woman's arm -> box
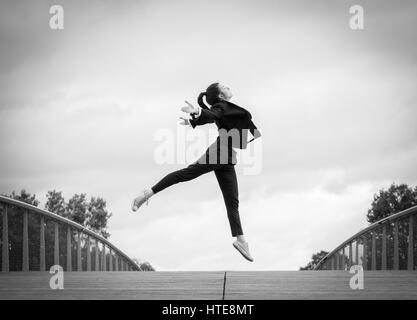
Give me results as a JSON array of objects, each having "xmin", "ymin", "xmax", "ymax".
[
  {"xmin": 189, "ymin": 92, "xmax": 209, "ymax": 123},
  {"xmin": 189, "ymin": 102, "xmax": 225, "ymax": 128}
]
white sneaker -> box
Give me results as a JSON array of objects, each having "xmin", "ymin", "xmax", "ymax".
[
  {"xmin": 233, "ymin": 240, "xmax": 254, "ymax": 262},
  {"xmin": 131, "ymin": 189, "xmax": 153, "ymax": 212}
]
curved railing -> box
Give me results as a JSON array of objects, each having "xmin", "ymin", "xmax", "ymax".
[
  {"xmin": 0, "ymin": 196, "xmax": 140, "ymax": 271},
  {"xmin": 315, "ymin": 205, "xmax": 417, "ymax": 270}
]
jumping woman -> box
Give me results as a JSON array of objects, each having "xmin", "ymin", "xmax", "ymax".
[{"xmin": 131, "ymin": 83, "xmax": 261, "ymax": 262}]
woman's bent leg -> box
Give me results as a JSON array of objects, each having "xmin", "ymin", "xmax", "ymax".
[
  {"xmin": 214, "ymin": 165, "xmax": 243, "ymax": 237},
  {"xmin": 151, "ymin": 162, "xmax": 216, "ymax": 194}
]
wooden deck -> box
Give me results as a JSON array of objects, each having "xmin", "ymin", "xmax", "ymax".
[{"xmin": 0, "ymin": 271, "xmax": 416, "ymax": 300}]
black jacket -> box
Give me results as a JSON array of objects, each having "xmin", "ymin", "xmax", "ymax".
[{"xmin": 189, "ymin": 100, "xmax": 261, "ymax": 164}]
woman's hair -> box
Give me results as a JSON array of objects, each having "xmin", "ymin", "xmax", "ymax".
[{"xmin": 199, "ymin": 82, "xmax": 222, "ymax": 107}]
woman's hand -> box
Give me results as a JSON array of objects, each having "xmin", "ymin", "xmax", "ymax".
[
  {"xmin": 181, "ymin": 100, "xmax": 199, "ymax": 114},
  {"xmin": 179, "ymin": 116, "xmax": 191, "ymax": 126}
]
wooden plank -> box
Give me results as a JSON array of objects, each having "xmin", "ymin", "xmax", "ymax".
[
  {"xmin": 331, "ymin": 255, "xmax": 335, "ymax": 270},
  {"xmin": 40, "ymin": 216, "xmax": 45, "ymax": 272},
  {"xmin": 115, "ymin": 254, "xmax": 119, "ymax": 272},
  {"xmin": 225, "ymin": 271, "xmax": 417, "ymax": 300},
  {"xmin": 342, "ymin": 248, "xmax": 346, "ymax": 270},
  {"xmin": 372, "ymin": 232, "xmax": 376, "ymax": 270},
  {"xmin": 54, "ymin": 222, "xmax": 59, "ymax": 266},
  {"xmin": 22, "ymin": 211, "xmax": 29, "ymax": 272},
  {"xmin": 67, "ymin": 227, "xmax": 72, "ymax": 272},
  {"xmin": 77, "ymin": 232, "xmax": 82, "ymax": 271},
  {"xmin": 2, "ymin": 205, "xmax": 9, "ymax": 272},
  {"xmin": 1, "ymin": 271, "xmax": 417, "ymax": 300},
  {"xmin": 394, "ymin": 221, "xmax": 399, "ymax": 270},
  {"xmin": 0, "ymin": 271, "xmax": 225, "ymax": 300},
  {"xmin": 408, "ymin": 215, "xmax": 414, "ymax": 271},
  {"xmin": 86, "ymin": 236, "xmax": 91, "ymax": 272},
  {"xmin": 382, "ymin": 225, "xmax": 387, "ymax": 270}
]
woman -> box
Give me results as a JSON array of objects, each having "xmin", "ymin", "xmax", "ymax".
[{"xmin": 131, "ymin": 83, "xmax": 261, "ymax": 262}]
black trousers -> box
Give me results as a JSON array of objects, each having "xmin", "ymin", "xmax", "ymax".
[{"xmin": 151, "ymin": 162, "xmax": 243, "ymax": 237}]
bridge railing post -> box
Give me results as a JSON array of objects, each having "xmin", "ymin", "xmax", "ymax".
[
  {"xmin": 355, "ymin": 240, "xmax": 359, "ymax": 266},
  {"xmin": 408, "ymin": 214, "xmax": 414, "ymax": 270},
  {"xmin": 393, "ymin": 221, "xmax": 399, "ymax": 270},
  {"xmin": 109, "ymin": 248, "xmax": 113, "ymax": 271},
  {"xmin": 67, "ymin": 226, "xmax": 72, "ymax": 272},
  {"xmin": 86, "ymin": 235, "xmax": 91, "ymax": 271},
  {"xmin": 348, "ymin": 242, "xmax": 352, "ymax": 268},
  {"xmin": 2, "ymin": 204, "xmax": 9, "ymax": 272},
  {"xmin": 382, "ymin": 225, "xmax": 387, "ymax": 270},
  {"xmin": 102, "ymin": 243, "xmax": 106, "ymax": 271},
  {"xmin": 54, "ymin": 222, "xmax": 59, "ymax": 267},
  {"xmin": 362, "ymin": 236, "xmax": 367, "ymax": 270},
  {"xmin": 77, "ymin": 231, "xmax": 82, "ymax": 271},
  {"xmin": 22, "ymin": 210, "xmax": 29, "ymax": 271},
  {"xmin": 371, "ymin": 231, "xmax": 376, "ymax": 270},
  {"xmin": 95, "ymin": 239, "xmax": 99, "ymax": 271}
]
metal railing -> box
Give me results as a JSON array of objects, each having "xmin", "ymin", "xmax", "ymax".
[
  {"xmin": 315, "ymin": 205, "xmax": 417, "ymax": 270},
  {"xmin": 0, "ymin": 195, "xmax": 140, "ymax": 272}
]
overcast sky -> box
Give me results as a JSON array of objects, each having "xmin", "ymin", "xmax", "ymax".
[{"xmin": 1, "ymin": 0, "xmax": 416, "ymax": 270}]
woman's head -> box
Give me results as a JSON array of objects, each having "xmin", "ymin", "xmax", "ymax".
[{"xmin": 203, "ymin": 83, "xmax": 233, "ymax": 105}]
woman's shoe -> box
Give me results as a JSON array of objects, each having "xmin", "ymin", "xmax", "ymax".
[
  {"xmin": 131, "ymin": 189, "xmax": 153, "ymax": 212},
  {"xmin": 233, "ymin": 240, "xmax": 254, "ymax": 262}
]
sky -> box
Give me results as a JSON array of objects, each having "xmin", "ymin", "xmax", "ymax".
[{"xmin": 1, "ymin": 0, "xmax": 416, "ymax": 271}]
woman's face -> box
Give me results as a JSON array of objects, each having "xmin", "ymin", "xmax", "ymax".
[{"xmin": 218, "ymin": 84, "xmax": 233, "ymax": 101}]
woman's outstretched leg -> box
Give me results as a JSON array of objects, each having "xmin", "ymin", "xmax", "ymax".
[
  {"xmin": 131, "ymin": 162, "xmax": 216, "ymax": 212},
  {"xmin": 151, "ymin": 162, "xmax": 216, "ymax": 194}
]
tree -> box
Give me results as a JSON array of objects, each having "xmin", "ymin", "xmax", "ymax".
[
  {"xmin": 299, "ymin": 250, "xmax": 329, "ymax": 270},
  {"xmin": 139, "ymin": 261, "xmax": 155, "ymax": 271},
  {"xmin": 44, "ymin": 191, "xmax": 112, "ymax": 239},
  {"xmin": 87, "ymin": 197, "xmax": 112, "ymax": 239},
  {"xmin": 4, "ymin": 189, "xmax": 39, "ymax": 207},
  {"xmin": 45, "ymin": 190, "xmax": 66, "ymax": 217},
  {"xmin": 366, "ymin": 183, "xmax": 417, "ymax": 223},
  {"xmin": 133, "ymin": 258, "xmax": 155, "ymax": 271},
  {"xmin": 66, "ymin": 193, "xmax": 88, "ymax": 225}
]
